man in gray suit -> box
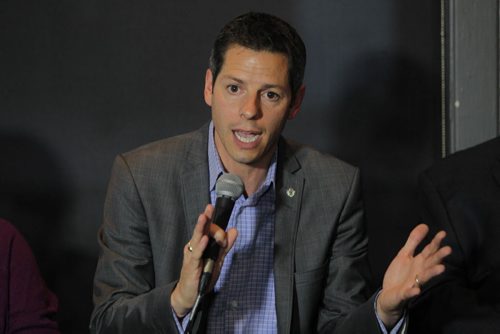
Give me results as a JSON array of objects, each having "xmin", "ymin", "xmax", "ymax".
[{"xmin": 90, "ymin": 12, "xmax": 450, "ymax": 333}]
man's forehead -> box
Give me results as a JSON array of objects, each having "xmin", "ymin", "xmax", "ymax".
[
  {"xmin": 223, "ymin": 43, "xmax": 289, "ymax": 62},
  {"xmin": 219, "ymin": 46, "xmax": 290, "ymax": 90},
  {"xmin": 218, "ymin": 45, "xmax": 290, "ymax": 82}
]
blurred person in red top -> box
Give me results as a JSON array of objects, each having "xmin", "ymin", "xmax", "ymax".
[{"xmin": 0, "ymin": 218, "xmax": 59, "ymax": 334}]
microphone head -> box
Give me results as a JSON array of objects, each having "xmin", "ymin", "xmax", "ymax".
[{"xmin": 216, "ymin": 173, "xmax": 244, "ymax": 200}]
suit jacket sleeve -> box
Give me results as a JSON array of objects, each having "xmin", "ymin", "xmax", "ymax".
[
  {"xmin": 90, "ymin": 155, "xmax": 180, "ymax": 334},
  {"xmin": 316, "ymin": 168, "xmax": 383, "ymax": 333}
]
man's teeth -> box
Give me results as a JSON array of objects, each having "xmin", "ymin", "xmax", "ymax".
[{"xmin": 235, "ymin": 131, "xmax": 259, "ymax": 143}]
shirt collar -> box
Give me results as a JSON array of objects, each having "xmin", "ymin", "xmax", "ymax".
[{"xmin": 208, "ymin": 121, "xmax": 277, "ymax": 195}]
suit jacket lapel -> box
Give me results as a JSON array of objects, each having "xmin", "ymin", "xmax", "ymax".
[
  {"xmin": 179, "ymin": 125, "xmax": 212, "ymax": 333},
  {"xmin": 181, "ymin": 124, "xmax": 211, "ymax": 238},
  {"xmin": 274, "ymin": 139, "xmax": 303, "ymax": 334}
]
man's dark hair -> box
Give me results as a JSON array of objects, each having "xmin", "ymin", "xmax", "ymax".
[{"xmin": 209, "ymin": 12, "xmax": 306, "ymax": 102}]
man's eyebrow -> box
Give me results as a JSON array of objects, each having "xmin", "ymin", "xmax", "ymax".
[
  {"xmin": 220, "ymin": 75, "xmax": 287, "ymax": 91},
  {"xmin": 220, "ymin": 75, "xmax": 244, "ymax": 84},
  {"xmin": 261, "ymin": 83, "xmax": 286, "ymax": 91}
]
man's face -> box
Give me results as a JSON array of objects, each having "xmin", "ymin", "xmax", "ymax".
[{"xmin": 204, "ymin": 45, "xmax": 304, "ymax": 172}]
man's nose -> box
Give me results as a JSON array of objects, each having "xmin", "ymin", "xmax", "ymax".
[{"xmin": 240, "ymin": 93, "xmax": 261, "ymax": 120}]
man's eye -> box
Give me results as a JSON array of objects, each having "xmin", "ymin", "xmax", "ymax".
[
  {"xmin": 228, "ymin": 85, "xmax": 239, "ymax": 93},
  {"xmin": 265, "ymin": 91, "xmax": 280, "ymax": 101}
]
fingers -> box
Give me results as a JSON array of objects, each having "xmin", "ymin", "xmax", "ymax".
[
  {"xmin": 209, "ymin": 223, "xmax": 229, "ymax": 248},
  {"xmin": 225, "ymin": 228, "xmax": 238, "ymax": 253},
  {"xmin": 408, "ymin": 236, "xmax": 452, "ymax": 291},
  {"xmin": 423, "ymin": 243, "xmax": 452, "ymax": 268},
  {"xmin": 209, "ymin": 227, "xmax": 238, "ymax": 289},
  {"xmin": 420, "ymin": 231, "xmax": 451, "ymax": 267},
  {"xmin": 212, "ymin": 228, "xmax": 238, "ymax": 269},
  {"xmin": 416, "ymin": 247, "xmax": 451, "ymax": 283},
  {"xmin": 183, "ymin": 203, "xmax": 239, "ymax": 287},
  {"xmin": 187, "ymin": 203, "xmax": 238, "ymax": 263},
  {"xmin": 221, "ymin": 228, "xmax": 238, "ymax": 257},
  {"xmin": 174, "ymin": 206, "xmax": 215, "ymax": 316},
  {"xmin": 174, "ymin": 204, "xmax": 237, "ymax": 316},
  {"xmin": 401, "ymin": 224, "xmax": 429, "ymax": 256},
  {"xmin": 420, "ymin": 230, "xmax": 446, "ymax": 258},
  {"xmin": 186, "ymin": 205, "xmax": 214, "ymax": 259}
]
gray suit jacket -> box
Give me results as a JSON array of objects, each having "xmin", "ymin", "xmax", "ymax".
[{"xmin": 90, "ymin": 124, "xmax": 382, "ymax": 333}]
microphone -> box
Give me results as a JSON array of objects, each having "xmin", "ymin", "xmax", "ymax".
[
  {"xmin": 202, "ymin": 173, "xmax": 244, "ymax": 266},
  {"xmin": 186, "ymin": 173, "xmax": 243, "ymax": 333}
]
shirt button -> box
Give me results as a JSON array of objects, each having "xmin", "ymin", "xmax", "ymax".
[{"xmin": 230, "ymin": 300, "xmax": 238, "ymax": 309}]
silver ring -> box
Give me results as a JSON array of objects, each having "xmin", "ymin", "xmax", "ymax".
[{"xmin": 187, "ymin": 241, "xmax": 193, "ymax": 253}]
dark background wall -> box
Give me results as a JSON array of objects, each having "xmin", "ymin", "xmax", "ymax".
[{"xmin": 0, "ymin": 1, "xmax": 440, "ymax": 332}]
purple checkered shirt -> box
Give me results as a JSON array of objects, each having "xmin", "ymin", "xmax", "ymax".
[{"xmin": 205, "ymin": 122, "xmax": 278, "ymax": 333}]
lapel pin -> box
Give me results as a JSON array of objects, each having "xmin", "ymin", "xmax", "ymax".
[{"xmin": 286, "ymin": 187, "xmax": 296, "ymax": 198}]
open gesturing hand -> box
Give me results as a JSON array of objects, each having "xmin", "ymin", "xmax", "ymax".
[{"xmin": 376, "ymin": 224, "xmax": 452, "ymax": 327}]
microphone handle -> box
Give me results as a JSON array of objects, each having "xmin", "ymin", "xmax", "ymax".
[{"xmin": 203, "ymin": 196, "xmax": 236, "ymax": 261}]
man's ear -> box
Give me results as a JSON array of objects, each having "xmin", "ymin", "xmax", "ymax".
[
  {"xmin": 288, "ymin": 85, "xmax": 305, "ymax": 120},
  {"xmin": 204, "ymin": 69, "xmax": 214, "ymax": 107}
]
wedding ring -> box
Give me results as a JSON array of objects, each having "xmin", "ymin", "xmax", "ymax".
[
  {"xmin": 187, "ymin": 241, "xmax": 193, "ymax": 253},
  {"xmin": 414, "ymin": 275, "xmax": 421, "ymax": 288}
]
